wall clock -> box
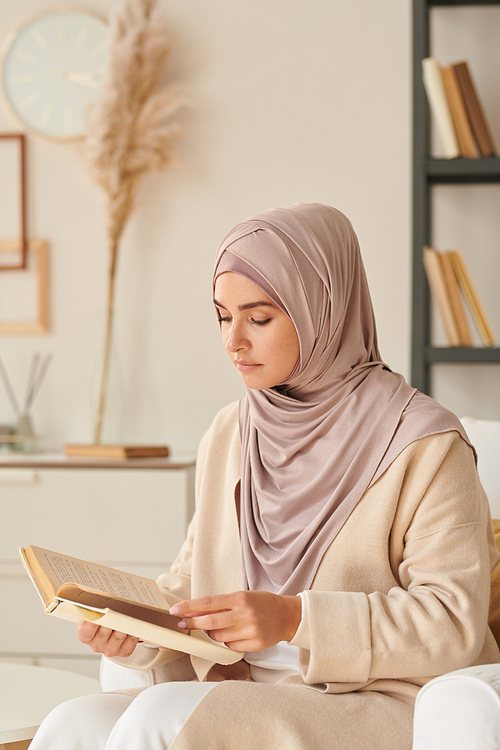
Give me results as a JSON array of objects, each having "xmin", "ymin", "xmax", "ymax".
[{"xmin": 0, "ymin": 7, "xmax": 108, "ymax": 141}]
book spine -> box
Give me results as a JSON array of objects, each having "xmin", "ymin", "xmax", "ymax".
[
  {"xmin": 423, "ymin": 247, "xmax": 461, "ymax": 346},
  {"xmin": 422, "ymin": 58, "xmax": 459, "ymax": 159},
  {"xmin": 440, "ymin": 66, "xmax": 476, "ymax": 159},
  {"xmin": 440, "ymin": 251, "xmax": 472, "ymax": 346},
  {"xmin": 449, "ymin": 249, "xmax": 495, "ymax": 347},
  {"xmin": 452, "ymin": 62, "xmax": 496, "ymax": 158}
]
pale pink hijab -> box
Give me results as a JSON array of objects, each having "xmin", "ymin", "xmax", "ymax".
[{"xmin": 214, "ymin": 203, "xmax": 470, "ymax": 596}]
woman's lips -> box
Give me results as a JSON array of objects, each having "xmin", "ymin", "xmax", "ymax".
[{"xmin": 235, "ymin": 360, "xmax": 262, "ymax": 372}]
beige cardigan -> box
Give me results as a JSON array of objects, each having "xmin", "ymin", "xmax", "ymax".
[{"xmin": 114, "ymin": 401, "xmax": 500, "ymax": 750}]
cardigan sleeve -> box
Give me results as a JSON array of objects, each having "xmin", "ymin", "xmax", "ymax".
[{"xmin": 299, "ymin": 431, "xmax": 499, "ymax": 686}]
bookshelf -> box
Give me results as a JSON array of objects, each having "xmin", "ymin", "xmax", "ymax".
[{"xmin": 412, "ymin": 0, "xmax": 500, "ymax": 394}]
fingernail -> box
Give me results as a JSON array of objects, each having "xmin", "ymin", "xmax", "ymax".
[
  {"xmin": 170, "ymin": 605, "xmax": 181, "ymax": 615},
  {"xmin": 177, "ymin": 620, "xmax": 187, "ymax": 629}
]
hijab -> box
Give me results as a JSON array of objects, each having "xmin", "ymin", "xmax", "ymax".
[{"xmin": 213, "ymin": 203, "xmax": 471, "ymax": 596}]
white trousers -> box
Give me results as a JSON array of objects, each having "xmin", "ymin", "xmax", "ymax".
[{"xmin": 29, "ymin": 682, "xmax": 217, "ymax": 750}]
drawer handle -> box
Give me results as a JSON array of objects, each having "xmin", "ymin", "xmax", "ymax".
[{"xmin": 0, "ymin": 469, "xmax": 38, "ymax": 484}]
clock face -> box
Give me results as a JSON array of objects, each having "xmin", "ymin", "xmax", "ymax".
[{"xmin": 1, "ymin": 8, "xmax": 108, "ymax": 140}]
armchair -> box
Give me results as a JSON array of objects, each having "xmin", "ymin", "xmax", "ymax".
[{"xmin": 413, "ymin": 417, "xmax": 500, "ymax": 749}]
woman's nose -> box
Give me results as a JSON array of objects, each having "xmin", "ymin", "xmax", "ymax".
[{"xmin": 225, "ymin": 322, "xmax": 248, "ymax": 353}]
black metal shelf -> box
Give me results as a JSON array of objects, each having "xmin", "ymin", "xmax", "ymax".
[
  {"xmin": 427, "ymin": 156, "xmax": 500, "ymax": 182},
  {"xmin": 429, "ymin": 1, "xmax": 500, "ymax": 6},
  {"xmin": 411, "ymin": 0, "xmax": 500, "ymax": 394},
  {"xmin": 426, "ymin": 347, "xmax": 500, "ymax": 362}
]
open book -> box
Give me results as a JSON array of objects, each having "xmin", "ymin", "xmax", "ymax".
[{"xmin": 20, "ymin": 545, "xmax": 243, "ymax": 666}]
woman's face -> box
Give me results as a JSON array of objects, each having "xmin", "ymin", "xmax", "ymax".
[{"xmin": 214, "ymin": 272, "xmax": 300, "ymax": 390}]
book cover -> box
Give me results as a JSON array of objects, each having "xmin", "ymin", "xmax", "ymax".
[
  {"xmin": 440, "ymin": 251, "xmax": 472, "ymax": 346},
  {"xmin": 64, "ymin": 444, "xmax": 170, "ymax": 459},
  {"xmin": 422, "ymin": 57, "xmax": 459, "ymax": 159},
  {"xmin": 452, "ymin": 61, "xmax": 496, "ymax": 157},
  {"xmin": 440, "ymin": 66, "xmax": 476, "ymax": 159},
  {"xmin": 423, "ymin": 246, "xmax": 460, "ymax": 346},
  {"xmin": 448, "ymin": 249, "xmax": 495, "ymax": 347}
]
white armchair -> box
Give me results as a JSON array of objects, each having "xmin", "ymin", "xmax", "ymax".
[{"xmin": 413, "ymin": 417, "xmax": 500, "ymax": 750}]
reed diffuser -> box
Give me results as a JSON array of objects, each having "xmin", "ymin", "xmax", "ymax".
[{"xmin": 0, "ymin": 352, "xmax": 52, "ymax": 451}]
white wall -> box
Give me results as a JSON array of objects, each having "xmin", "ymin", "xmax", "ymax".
[{"xmin": 1, "ymin": 0, "xmax": 490, "ymax": 456}]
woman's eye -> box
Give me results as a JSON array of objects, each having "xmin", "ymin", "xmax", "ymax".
[
  {"xmin": 217, "ymin": 315, "xmax": 231, "ymax": 324},
  {"xmin": 251, "ymin": 317, "xmax": 271, "ymax": 326}
]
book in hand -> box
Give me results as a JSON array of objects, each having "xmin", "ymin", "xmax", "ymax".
[{"xmin": 19, "ymin": 545, "xmax": 244, "ymax": 666}]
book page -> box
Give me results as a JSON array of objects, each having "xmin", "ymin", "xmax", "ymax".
[{"xmin": 30, "ymin": 546, "xmax": 168, "ymax": 609}]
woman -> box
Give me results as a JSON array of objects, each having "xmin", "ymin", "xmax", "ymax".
[{"xmin": 31, "ymin": 203, "xmax": 500, "ymax": 749}]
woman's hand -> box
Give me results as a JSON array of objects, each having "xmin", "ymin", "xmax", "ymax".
[
  {"xmin": 77, "ymin": 622, "xmax": 139, "ymax": 657},
  {"xmin": 169, "ymin": 591, "xmax": 301, "ymax": 652}
]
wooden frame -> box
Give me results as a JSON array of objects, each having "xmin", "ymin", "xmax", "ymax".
[
  {"xmin": 0, "ymin": 134, "xmax": 27, "ymax": 270},
  {"xmin": 0, "ymin": 239, "xmax": 48, "ymax": 334}
]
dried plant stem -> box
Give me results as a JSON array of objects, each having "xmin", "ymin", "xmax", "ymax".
[
  {"xmin": 94, "ymin": 239, "xmax": 118, "ymax": 444},
  {"xmin": 85, "ymin": 0, "xmax": 185, "ymax": 444},
  {"xmin": 94, "ymin": 179, "xmax": 136, "ymax": 444}
]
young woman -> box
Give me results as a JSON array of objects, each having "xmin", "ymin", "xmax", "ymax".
[{"xmin": 31, "ymin": 203, "xmax": 500, "ymax": 750}]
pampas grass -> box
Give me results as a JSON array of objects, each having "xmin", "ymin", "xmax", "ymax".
[{"xmin": 84, "ymin": 0, "xmax": 185, "ymax": 444}]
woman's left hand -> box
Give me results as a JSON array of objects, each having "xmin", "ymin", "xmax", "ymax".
[{"xmin": 169, "ymin": 591, "xmax": 301, "ymax": 652}]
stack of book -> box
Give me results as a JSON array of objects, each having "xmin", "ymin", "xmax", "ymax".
[
  {"xmin": 422, "ymin": 58, "xmax": 496, "ymax": 159},
  {"xmin": 423, "ymin": 247, "xmax": 495, "ymax": 347}
]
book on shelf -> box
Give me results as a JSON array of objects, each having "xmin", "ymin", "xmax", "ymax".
[
  {"xmin": 440, "ymin": 251, "xmax": 473, "ymax": 346},
  {"xmin": 440, "ymin": 65, "xmax": 477, "ymax": 159},
  {"xmin": 422, "ymin": 57, "xmax": 460, "ymax": 159},
  {"xmin": 19, "ymin": 545, "xmax": 243, "ymax": 666},
  {"xmin": 423, "ymin": 246, "xmax": 495, "ymax": 348},
  {"xmin": 448, "ymin": 249, "xmax": 495, "ymax": 347},
  {"xmin": 452, "ymin": 61, "xmax": 496, "ymax": 158},
  {"xmin": 422, "ymin": 57, "xmax": 496, "ymax": 159},
  {"xmin": 423, "ymin": 246, "xmax": 461, "ymax": 346}
]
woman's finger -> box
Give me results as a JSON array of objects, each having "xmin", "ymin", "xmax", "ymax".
[
  {"xmin": 170, "ymin": 593, "xmax": 234, "ymax": 617},
  {"xmin": 77, "ymin": 621, "xmax": 101, "ymax": 644},
  {"xmin": 77, "ymin": 623, "xmax": 139, "ymax": 656}
]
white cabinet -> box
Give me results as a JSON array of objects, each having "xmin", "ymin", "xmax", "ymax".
[{"xmin": 0, "ymin": 454, "xmax": 195, "ymax": 677}]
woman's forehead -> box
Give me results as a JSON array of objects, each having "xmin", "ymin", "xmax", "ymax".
[{"xmin": 214, "ymin": 272, "xmax": 276, "ymax": 307}]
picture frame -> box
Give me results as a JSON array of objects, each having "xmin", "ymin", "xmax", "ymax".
[
  {"xmin": 0, "ymin": 133, "xmax": 27, "ymax": 270},
  {"xmin": 0, "ymin": 239, "xmax": 49, "ymax": 334}
]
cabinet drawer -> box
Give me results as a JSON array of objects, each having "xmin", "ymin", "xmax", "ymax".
[
  {"xmin": 0, "ymin": 467, "xmax": 194, "ymax": 565},
  {"xmin": 0, "ymin": 573, "xmax": 92, "ymax": 656},
  {"xmin": 0, "ymin": 561, "xmax": 169, "ymax": 656}
]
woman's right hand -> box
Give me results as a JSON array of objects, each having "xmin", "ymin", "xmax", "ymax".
[{"xmin": 77, "ymin": 622, "xmax": 139, "ymax": 657}]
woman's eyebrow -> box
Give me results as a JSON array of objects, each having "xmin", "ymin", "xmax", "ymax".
[{"xmin": 213, "ymin": 298, "xmax": 275, "ymax": 312}]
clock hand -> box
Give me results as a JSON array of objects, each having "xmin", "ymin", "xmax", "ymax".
[{"xmin": 63, "ymin": 72, "xmax": 100, "ymax": 89}]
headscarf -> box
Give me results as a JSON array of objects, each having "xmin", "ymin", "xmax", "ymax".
[{"xmin": 213, "ymin": 203, "xmax": 471, "ymax": 596}]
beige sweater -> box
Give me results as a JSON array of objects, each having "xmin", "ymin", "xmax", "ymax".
[{"xmin": 115, "ymin": 401, "xmax": 500, "ymax": 750}]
